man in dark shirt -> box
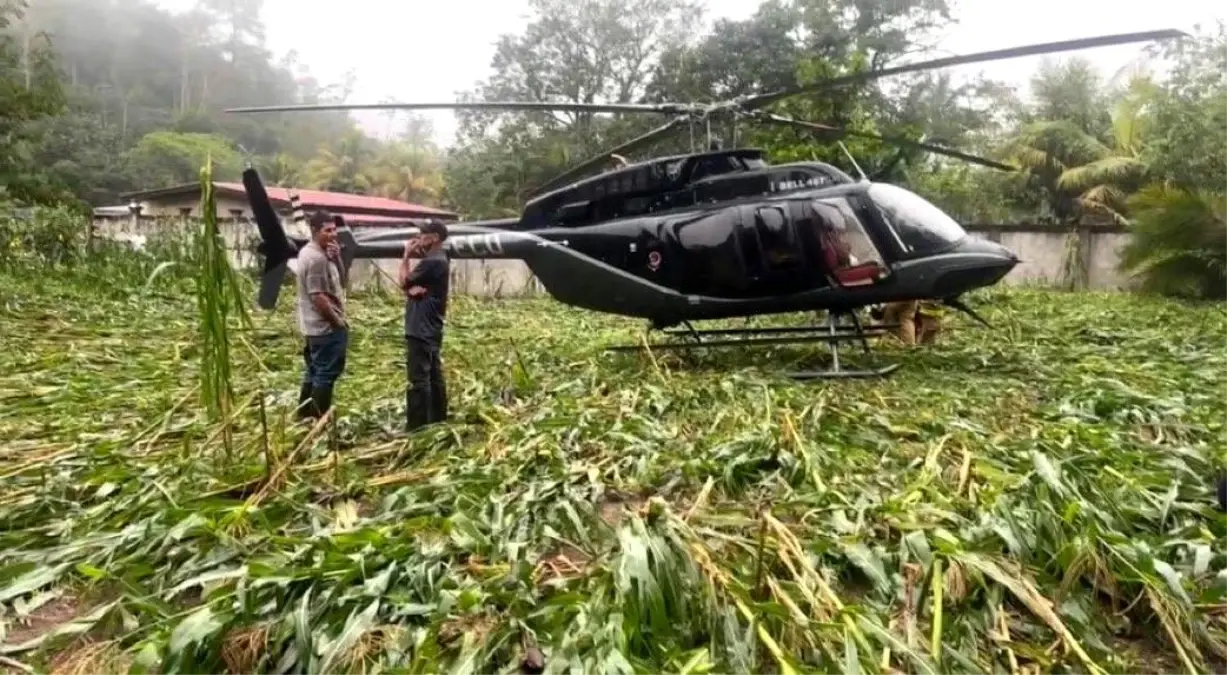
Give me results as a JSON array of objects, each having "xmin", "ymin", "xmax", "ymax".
[{"xmin": 398, "ymin": 220, "xmax": 451, "ymax": 431}]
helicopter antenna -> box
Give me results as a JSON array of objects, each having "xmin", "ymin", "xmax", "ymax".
[
  {"xmin": 237, "ymin": 143, "xmax": 254, "ymax": 170},
  {"xmin": 837, "ymin": 141, "xmax": 868, "ymax": 182}
]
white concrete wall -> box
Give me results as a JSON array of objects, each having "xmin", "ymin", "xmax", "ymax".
[
  {"xmin": 995, "ymin": 230, "xmax": 1071, "ymax": 286},
  {"xmin": 967, "ymin": 226, "xmax": 1134, "ymax": 291}
]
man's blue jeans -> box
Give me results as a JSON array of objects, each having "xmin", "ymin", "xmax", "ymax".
[{"xmin": 302, "ymin": 328, "xmax": 348, "ymax": 389}]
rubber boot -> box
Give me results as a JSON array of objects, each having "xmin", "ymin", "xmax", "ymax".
[
  {"xmin": 296, "ymin": 382, "xmax": 314, "ymax": 421},
  {"xmin": 430, "ymin": 392, "xmax": 449, "ymax": 425},
  {"xmin": 310, "ymin": 385, "xmax": 333, "ymax": 419},
  {"xmin": 406, "ymin": 385, "xmax": 430, "ymax": 432},
  {"xmin": 430, "ymin": 374, "xmax": 448, "ymax": 424}
]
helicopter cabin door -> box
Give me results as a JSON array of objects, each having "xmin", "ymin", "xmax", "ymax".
[
  {"xmin": 735, "ymin": 203, "xmax": 822, "ymax": 295},
  {"xmin": 806, "ymin": 198, "xmax": 890, "ymax": 287}
]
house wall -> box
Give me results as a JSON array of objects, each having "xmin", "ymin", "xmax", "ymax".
[
  {"xmin": 129, "ymin": 192, "xmax": 456, "ymax": 221},
  {"xmin": 133, "ymin": 194, "xmax": 255, "ymax": 218}
]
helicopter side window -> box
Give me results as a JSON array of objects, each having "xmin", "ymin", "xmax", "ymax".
[
  {"xmin": 754, "ymin": 206, "xmax": 803, "ymax": 271},
  {"xmin": 691, "ymin": 155, "xmax": 743, "ymax": 181},
  {"xmin": 809, "ymin": 199, "xmax": 888, "ymax": 287},
  {"xmin": 673, "ymin": 210, "xmax": 750, "ymax": 296}
]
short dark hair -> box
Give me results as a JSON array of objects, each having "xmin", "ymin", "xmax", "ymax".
[
  {"xmin": 307, "ymin": 210, "xmax": 334, "ymax": 233},
  {"xmin": 420, "ymin": 219, "xmax": 448, "ymax": 241}
]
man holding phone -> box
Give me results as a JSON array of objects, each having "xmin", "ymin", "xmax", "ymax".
[{"xmin": 398, "ymin": 220, "xmax": 451, "ymax": 431}]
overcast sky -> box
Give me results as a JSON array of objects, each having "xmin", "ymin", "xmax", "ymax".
[{"xmin": 156, "ymin": 0, "xmax": 1223, "ymax": 147}]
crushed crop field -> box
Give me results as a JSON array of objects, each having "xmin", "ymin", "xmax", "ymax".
[{"xmin": 1, "ymin": 264, "xmax": 1224, "ymax": 674}]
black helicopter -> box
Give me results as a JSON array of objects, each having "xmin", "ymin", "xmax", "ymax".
[{"xmin": 231, "ymin": 29, "xmax": 1184, "ymax": 379}]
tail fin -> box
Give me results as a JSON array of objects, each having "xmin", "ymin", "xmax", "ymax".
[
  {"xmin": 336, "ymin": 223, "xmax": 357, "ymax": 289},
  {"xmin": 242, "ymin": 167, "xmax": 298, "ymax": 309},
  {"xmin": 257, "ymin": 261, "xmax": 288, "ymax": 310}
]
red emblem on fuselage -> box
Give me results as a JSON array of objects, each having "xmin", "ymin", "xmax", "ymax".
[{"xmin": 647, "ymin": 251, "xmax": 662, "ymax": 271}]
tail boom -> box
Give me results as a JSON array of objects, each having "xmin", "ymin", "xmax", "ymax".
[{"xmin": 241, "ymin": 165, "xmax": 554, "ymax": 310}]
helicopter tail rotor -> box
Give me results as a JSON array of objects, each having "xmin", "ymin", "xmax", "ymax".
[{"xmin": 242, "ymin": 167, "xmax": 301, "ymax": 309}]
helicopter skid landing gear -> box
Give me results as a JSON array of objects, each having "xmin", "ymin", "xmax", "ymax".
[
  {"xmin": 605, "ymin": 313, "xmax": 902, "ymax": 380},
  {"xmin": 787, "ymin": 312, "xmax": 902, "ymax": 380}
]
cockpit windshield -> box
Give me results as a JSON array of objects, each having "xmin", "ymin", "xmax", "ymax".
[{"xmin": 869, "ymin": 183, "xmax": 967, "ymax": 255}]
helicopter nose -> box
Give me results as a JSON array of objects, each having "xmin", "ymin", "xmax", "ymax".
[
  {"xmin": 930, "ymin": 236, "xmax": 1021, "ymax": 296},
  {"xmin": 957, "ymin": 235, "xmax": 1020, "ymax": 262}
]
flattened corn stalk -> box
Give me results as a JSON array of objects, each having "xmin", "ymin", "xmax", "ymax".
[{"xmin": 0, "ymin": 245, "xmax": 1224, "ymax": 674}]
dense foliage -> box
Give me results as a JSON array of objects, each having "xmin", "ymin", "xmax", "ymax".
[
  {"xmin": 0, "ymin": 0, "xmax": 443, "ymax": 208},
  {"xmin": 1, "ymin": 246, "xmax": 1225, "ymax": 673}
]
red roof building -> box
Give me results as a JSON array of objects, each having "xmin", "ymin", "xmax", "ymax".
[{"xmin": 121, "ymin": 182, "xmax": 459, "ymax": 225}]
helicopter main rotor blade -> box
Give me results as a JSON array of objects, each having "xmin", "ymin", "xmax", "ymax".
[
  {"xmin": 226, "ymin": 101, "xmax": 692, "ymax": 115},
  {"xmin": 755, "ymin": 113, "xmax": 1016, "ymax": 171},
  {"xmin": 529, "ymin": 117, "xmax": 689, "ymax": 196},
  {"xmin": 742, "ymin": 28, "xmax": 1187, "ymax": 110}
]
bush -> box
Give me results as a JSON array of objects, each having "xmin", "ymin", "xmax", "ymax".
[
  {"xmin": 1119, "ymin": 185, "xmax": 1227, "ymax": 300},
  {"xmin": 81, "ymin": 228, "xmax": 201, "ymax": 295},
  {"xmin": 0, "ymin": 201, "xmax": 88, "ymax": 265},
  {"xmin": 0, "ymin": 197, "xmax": 203, "ymax": 298}
]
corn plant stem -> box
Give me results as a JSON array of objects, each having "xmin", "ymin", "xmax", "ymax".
[{"xmin": 930, "ymin": 557, "xmax": 944, "ymax": 666}]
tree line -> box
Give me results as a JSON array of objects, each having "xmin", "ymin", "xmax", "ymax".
[
  {"xmin": 1, "ymin": 0, "xmax": 1223, "ymax": 298},
  {"xmin": 0, "ymin": 0, "xmax": 444, "ymax": 207}
]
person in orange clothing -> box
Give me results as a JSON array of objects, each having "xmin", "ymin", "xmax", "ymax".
[{"xmin": 880, "ymin": 300, "xmax": 944, "ymax": 345}]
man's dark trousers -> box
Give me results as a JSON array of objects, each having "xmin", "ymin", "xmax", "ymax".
[
  {"xmin": 405, "ymin": 336, "xmax": 446, "ymax": 430},
  {"xmin": 299, "ymin": 328, "xmax": 348, "ymax": 418}
]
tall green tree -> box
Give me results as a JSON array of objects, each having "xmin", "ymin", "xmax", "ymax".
[
  {"xmin": 1056, "ymin": 77, "xmax": 1158, "ymax": 221},
  {"xmin": 996, "ymin": 63, "xmax": 1121, "ymax": 224},
  {"xmin": 1026, "ymin": 57, "xmax": 1113, "ymax": 141},
  {"xmin": 300, "ymin": 128, "xmax": 378, "ymax": 194},
  {"xmin": 16, "ymin": 0, "xmax": 360, "ymax": 204},
  {"xmin": 1138, "ymin": 21, "xmax": 1227, "ymax": 193},
  {"xmin": 445, "ymin": 0, "xmax": 706, "ymax": 215},
  {"xmin": 122, "ymin": 130, "xmax": 243, "ymax": 187},
  {"xmin": 0, "ymin": 0, "xmax": 69, "ymax": 205}
]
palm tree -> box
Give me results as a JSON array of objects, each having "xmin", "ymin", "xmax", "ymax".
[
  {"xmin": 1118, "ymin": 185, "xmax": 1226, "ymax": 300},
  {"xmin": 1056, "ymin": 78, "xmax": 1159, "ymax": 222},
  {"xmin": 1003, "ymin": 78, "xmax": 1161, "ymax": 224},
  {"xmin": 255, "ymin": 153, "xmax": 301, "ymax": 187},
  {"xmin": 1001, "ymin": 120, "xmax": 1111, "ymax": 223},
  {"xmin": 299, "ymin": 129, "xmax": 376, "ymax": 194},
  {"xmin": 368, "ymin": 141, "xmax": 445, "ymax": 206}
]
